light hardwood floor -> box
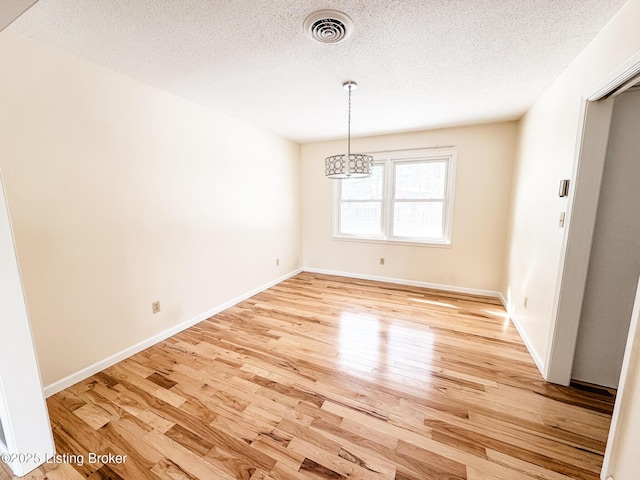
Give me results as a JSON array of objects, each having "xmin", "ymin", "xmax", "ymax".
[{"xmin": 1, "ymin": 273, "xmax": 615, "ymax": 480}]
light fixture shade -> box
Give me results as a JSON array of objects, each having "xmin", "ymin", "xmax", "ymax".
[
  {"xmin": 325, "ymin": 153, "xmax": 373, "ymax": 178},
  {"xmin": 325, "ymin": 80, "xmax": 372, "ymax": 179}
]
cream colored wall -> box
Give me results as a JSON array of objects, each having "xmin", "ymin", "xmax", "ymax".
[
  {"xmin": 301, "ymin": 122, "xmax": 517, "ymax": 293},
  {"xmin": 503, "ymin": 0, "xmax": 640, "ymax": 375},
  {"xmin": 0, "ymin": 33, "xmax": 302, "ymax": 387}
]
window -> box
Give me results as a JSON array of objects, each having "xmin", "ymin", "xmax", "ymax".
[{"xmin": 334, "ymin": 149, "xmax": 456, "ymax": 245}]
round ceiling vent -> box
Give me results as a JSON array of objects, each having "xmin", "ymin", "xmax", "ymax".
[{"xmin": 303, "ymin": 9, "xmax": 353, "ymax": 44}]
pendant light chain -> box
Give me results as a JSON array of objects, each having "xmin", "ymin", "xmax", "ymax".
[{"xmin": 347, "ymin": 83, "xmax": 352, "ymax": 161}]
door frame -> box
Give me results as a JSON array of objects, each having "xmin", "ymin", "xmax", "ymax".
[
  {"xmin": 546, "ymin": 49, "xmax": 640, "ymax": 385},
  {"xmin": 601, "ymin": 275, "xmax": 640, "ymax": 477}
]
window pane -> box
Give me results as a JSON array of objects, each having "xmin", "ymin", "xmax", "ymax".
[
  {"xmin": 341, "ymin": 164, "xmax": 384, "ymax": 200},
  {"xmin": 393, "ymin": 201, "xmax": 443, "ymax": 238},
  {"xmin": 341, "ymin": 201, "xmax": 382, "ymax": 235},
  {"xmin": 395, "ymin": 161, "xmax": 446, "ymax": 199}
]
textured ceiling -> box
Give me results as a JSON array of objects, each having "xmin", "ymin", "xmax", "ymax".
[{"xmin": 6, "ymin": 0, "xmax": 628, "ymax": 143}]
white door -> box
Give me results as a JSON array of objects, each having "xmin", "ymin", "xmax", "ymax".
[{"xmin": 0, "ymin": 170, "xmax": 55, "ymax": 476}]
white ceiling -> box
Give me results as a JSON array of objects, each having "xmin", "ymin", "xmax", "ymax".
[{"xmin": 5, "ymin": 0, "xmax": 628, "ymax": 143}]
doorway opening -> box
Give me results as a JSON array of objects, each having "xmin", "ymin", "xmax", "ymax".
[
  {"xmin": 570, "ymin": 87, "xmax": 640, "ymax": 388},
  {"xmin": 546, "ymin": 51, "xmax": 640, "ymax": 387}
]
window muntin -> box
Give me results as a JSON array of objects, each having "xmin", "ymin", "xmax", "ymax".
[{"xmin": 334, "ymin": 150, "xmax": 455, "ymax": 245}]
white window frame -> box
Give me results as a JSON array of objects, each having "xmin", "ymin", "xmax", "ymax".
[{"xmin": 333, "ymin": 148, "xmax": 456, "ymax": 246}]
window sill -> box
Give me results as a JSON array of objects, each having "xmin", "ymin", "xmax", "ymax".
[{"xmin": 331, "ymin": 235, "xmax": 452, "ymax": 248}]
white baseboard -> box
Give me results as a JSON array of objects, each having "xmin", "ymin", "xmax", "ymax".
[
  {"xmin": 44, "ymin": 267, "xmax": 546, "ymax": 397},
  {"xmin": 43, "ymin": 268, "xmax": 303, "ymax": 397},
  {"xmin": 303, "ymin": 267, "xmax": 502, "ymax": 299},
  {"xmin": 497, "ymin": 292, "xmax": 545, "ymax": 376},
  {"xmin": 497, "ymin": 292, "xmax": 507, "ymax": 308}
]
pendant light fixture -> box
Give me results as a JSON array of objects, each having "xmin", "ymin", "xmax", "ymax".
[{"xmin": 325, "ymin": 81, "xmax": 372, "ymax": 179}]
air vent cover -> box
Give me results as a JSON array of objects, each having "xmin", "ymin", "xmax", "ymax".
[{"xmin": 303, "ymin": 10, "xmax": 353, "ymax": 44}]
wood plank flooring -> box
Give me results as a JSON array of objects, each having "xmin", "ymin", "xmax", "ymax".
[{"xmin": 1, "ymin": 273, "xmax": 615, "ymax": 480}]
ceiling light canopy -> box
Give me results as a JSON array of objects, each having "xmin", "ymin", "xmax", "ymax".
[{"xmin": 325, "ymin": 81, "xmax": 373, "ymax": 179}]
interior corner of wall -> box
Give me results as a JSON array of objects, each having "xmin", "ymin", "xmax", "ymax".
[{"xmin": 506, "ymin": 306, "xmax": 546, "ymax": 378}]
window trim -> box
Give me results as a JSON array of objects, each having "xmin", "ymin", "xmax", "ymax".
[{"xmin": 333, "ymin": 148, "xmax": 456, "ymax": 246}]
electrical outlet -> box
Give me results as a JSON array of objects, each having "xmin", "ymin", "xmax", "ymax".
[
  {"xmin": 276, "ymin": 258, "xmax": 280, "ymax": 266},
  {"xmin": 380, "ymin": 257, "xmax": 385, "ymax": 265},
  {"xmin": 524, "ymin": 297, "xmax": 528, "ymax": 309},
  {"xmin": 152, "ymin": 301, "xmax": 161, "ymax": 314}
]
